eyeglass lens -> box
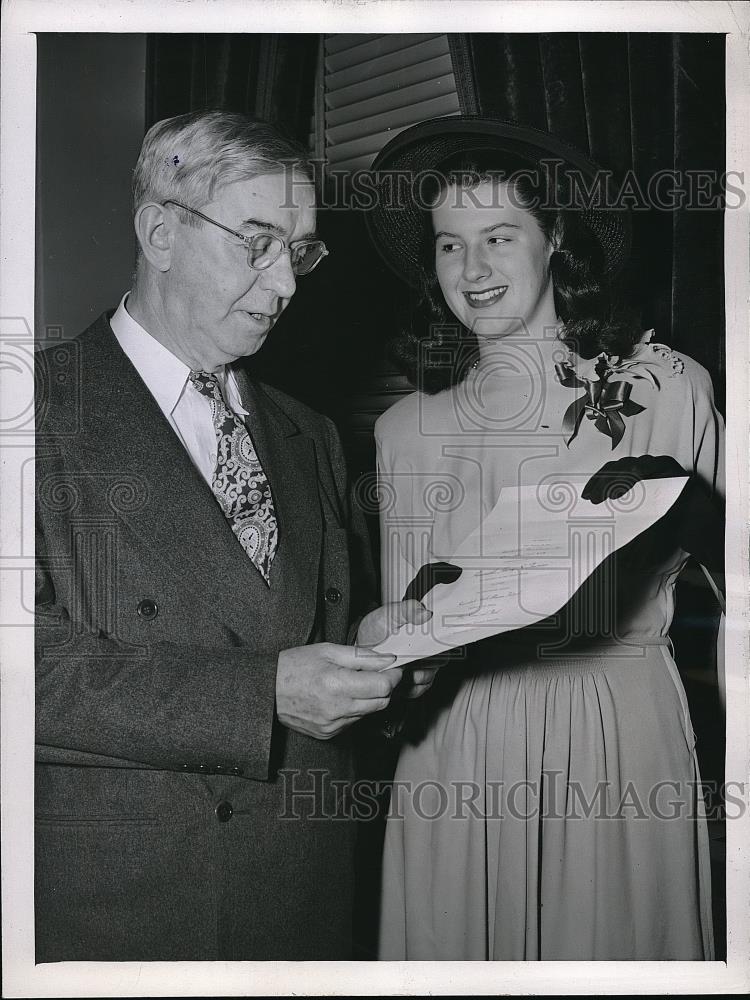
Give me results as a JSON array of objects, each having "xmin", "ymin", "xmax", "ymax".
[{"xmin": 246, "ymin": 233, "xmax": 325, "ymax": 275}]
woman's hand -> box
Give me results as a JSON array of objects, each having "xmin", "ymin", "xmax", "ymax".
[
  {"xmin": 582, "ymin": 455, "xmax": 686, "ymax": 504},
  {"xmin": 583, "ymin": 455, "xmax": 724, "ymax": 578},
  {"xmin": 401, "ymin": 656, "xmax": 447, "ymax": 699},
  {"xmin": 355, "ymin": 599, "xmax": 432, "ymax": 647}
]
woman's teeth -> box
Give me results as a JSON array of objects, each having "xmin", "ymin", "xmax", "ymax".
[{"xmin": 465, "ymin": 286, "xmax": 508, "ymax": 305}]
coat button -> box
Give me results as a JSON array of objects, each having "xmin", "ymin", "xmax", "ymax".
[
  {"xmin": 215, "ymin": 800, "xmax": 233, "ymax": 822},
  {"xmin": 230, "ymin": 766, "xmax": 243, "ymax": 777},
  {"xmin": 325, "ymin": 587, "xmax": 342, "ymax": 605},
  {"xmin": 137, "ymin": 598, "xmax": 158, "ymax": 621}
]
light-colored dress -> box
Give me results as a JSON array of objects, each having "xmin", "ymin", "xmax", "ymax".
[{"xmin": 375, "ymin": 333, "xmax": 723, "ymax": 960}]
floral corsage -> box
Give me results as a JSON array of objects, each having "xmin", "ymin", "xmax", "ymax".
[{"xmin": 554, "ymin": 330, "xmax": 685, "ymax": 448}]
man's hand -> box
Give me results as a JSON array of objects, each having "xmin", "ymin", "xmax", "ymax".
[
  {"xmin": 356, "ymin": 600, "xmax": 446, "ymax": 701},
  {"xmin": 276, "ymin": 643, "xmax": 401, "ymax": 740}
]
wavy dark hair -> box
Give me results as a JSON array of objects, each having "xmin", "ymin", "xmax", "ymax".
[{"xmin": 390, "ymin": 149, "xmax": 641, "ymax": 394}]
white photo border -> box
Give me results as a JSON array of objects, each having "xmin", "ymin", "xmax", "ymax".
[{"xmin": 1, "ymin": 1, "xmax": 748, "ymax": 995}]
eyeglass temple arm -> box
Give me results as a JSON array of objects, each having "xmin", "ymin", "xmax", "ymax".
[
  {"xmin": 164, "ymin": 200, "xmax": 245, "ymax": 242},
  {"xmin": 164, "ymin": 199, "xmax": 326, "ymax": 252}
]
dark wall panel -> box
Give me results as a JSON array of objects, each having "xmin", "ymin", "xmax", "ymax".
[{"xmin": 36, "ymin": 34, "xmax": 147, "ymax": 340}]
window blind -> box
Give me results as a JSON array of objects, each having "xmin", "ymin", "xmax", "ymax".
[{"xmin": 323, "ymin": 33, "xmax": 460, "ymax": 174}]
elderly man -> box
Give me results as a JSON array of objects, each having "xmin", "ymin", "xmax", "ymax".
[{"xmin": 34, "ymin": 110, "xmax": 431, "ymax": 962}]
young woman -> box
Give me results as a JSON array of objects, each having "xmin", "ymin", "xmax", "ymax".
[{"xmin": 367, "ymin": 118, "xmax": 724, "ymax": 960}]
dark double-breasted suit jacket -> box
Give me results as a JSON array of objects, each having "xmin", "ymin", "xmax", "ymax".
[{"xmin": 34, "ymin": 314, "xmax": 375, "ymax": 961}]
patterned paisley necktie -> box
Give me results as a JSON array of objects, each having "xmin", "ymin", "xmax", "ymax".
[{"xmin": 189, "ymin": 370, "xmax": 277, "ymax": 585}]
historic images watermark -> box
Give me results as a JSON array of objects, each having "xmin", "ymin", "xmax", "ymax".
[
  {"xmin": 282, "ymin": 160, "xmax": 746, "ymax": 213},
  {"xmin": 278, "ymin": 768, "xmax": 745, "ymax": 823}
]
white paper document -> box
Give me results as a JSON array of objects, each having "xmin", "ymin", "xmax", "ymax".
[{"xmin": 375, "ymin": 476, "xmax": 688, "ymax": 666}]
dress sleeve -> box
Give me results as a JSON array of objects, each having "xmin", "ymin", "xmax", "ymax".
[
  {"xmin": 622, "ymin": 346, "xmax": 724, "ymax": 502},
  {"xmin": 658, "ymin": 354, "xmax": 725, "ymax": 556},
  {"xmin": 673, "ymin": 356, "xmax": 726, "ymax": 702},
  {"xmin": 687, "ymin": 362, "xmax": 725, "ymax": 503}
]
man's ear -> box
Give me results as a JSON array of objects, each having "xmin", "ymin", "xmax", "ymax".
[{"xmin": 134, "ymin": 202, "xmax": 173, "ymax": 272}]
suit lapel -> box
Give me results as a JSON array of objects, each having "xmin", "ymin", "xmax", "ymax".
[{"xmin": 74, "ymin": 316, "xmax": 322, "ymax": 648}]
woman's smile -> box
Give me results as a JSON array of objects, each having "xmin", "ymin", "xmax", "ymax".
[{"xmin": 463, "ymin": 285, "xmax": 509, "ymax": 307}]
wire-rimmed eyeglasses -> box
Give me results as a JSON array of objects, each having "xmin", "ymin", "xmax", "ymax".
[{"xmin": 164, "ymin": 200, "xmax": 329, "ymax": 276}]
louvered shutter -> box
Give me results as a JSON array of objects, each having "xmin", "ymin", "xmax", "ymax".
[
  {"xmin": 323, "ymin": 34, "xmax": 460, "ymax": 174},
  {"xmin": 308, "ymin": 35, "xmax": 462, "ymax": 487}
]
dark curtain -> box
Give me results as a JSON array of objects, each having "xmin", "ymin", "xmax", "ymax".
[
  {"xmin": 448, "ymin": 32, "xmax": 726, "ymax": 409},
  {"xmin": 146, "ymin": 34, "xmax": 318, "ymax": 143}
]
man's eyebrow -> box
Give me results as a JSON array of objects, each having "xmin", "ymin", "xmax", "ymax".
[
  {"xmin": 238, "ymin": 218, "xmax": 319, "ymax": 242},
  {"xmin": 238, "ymin": 217, "xmax": 285, "ymax": 236}
]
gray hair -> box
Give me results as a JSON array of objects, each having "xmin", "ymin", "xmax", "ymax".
[{"xmin": 132, "ymin": 109, "xmax": 314, "ymax": 221}]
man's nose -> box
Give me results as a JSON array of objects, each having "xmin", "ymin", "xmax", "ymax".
[
  {"xmin": 260, "ymin": 249, "xmax": 297, "ymax": 299},
  {"xmin": 463, "ymin": 243, "xmax": 491, "ymax": 282}
]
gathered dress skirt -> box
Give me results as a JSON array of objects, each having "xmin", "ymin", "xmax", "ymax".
[{"xmin": 378, "ymin": 636, "xmax": 714, "ymax": 960}]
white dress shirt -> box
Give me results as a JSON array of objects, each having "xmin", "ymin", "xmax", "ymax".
[{"xmin": 110, "ymin": 292, "xmax": 249, "ymax": 487}]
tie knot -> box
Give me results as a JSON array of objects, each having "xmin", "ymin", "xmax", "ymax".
[{"xmin": 189, "ymin": 370, "xmax": 223, "ymax": 401}]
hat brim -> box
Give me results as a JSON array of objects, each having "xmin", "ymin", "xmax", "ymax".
[{"xmin": 364, "ymin": 115, "xmax": 631, "ymax": 289}]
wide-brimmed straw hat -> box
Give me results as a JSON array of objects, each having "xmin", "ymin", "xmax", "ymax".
[{"xmin": 365, "ymin": 115, "xmax": 631, "ymax": 289}]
